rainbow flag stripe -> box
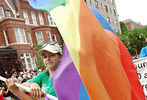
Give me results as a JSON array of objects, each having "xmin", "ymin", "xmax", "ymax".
[{"xmin": 29, "ymin": 0, "xmax": 145, "ymax": 99}]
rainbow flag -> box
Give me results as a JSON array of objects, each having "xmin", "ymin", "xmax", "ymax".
[{"xmin": 29, "ymin": 0, "xmax": 145, "ymax": 99}]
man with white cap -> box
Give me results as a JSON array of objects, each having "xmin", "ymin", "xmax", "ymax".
[{"xmin": 5, "ymin": 42, "xmax": 62, "ymax": 100}]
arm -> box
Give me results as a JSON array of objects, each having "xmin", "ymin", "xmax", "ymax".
[
  {"xmin": 22, "ymin": 81, "xmax": 42, "ymax": 98},
  {"xmin": 0, "ymin": 87, "xmax": 4, "ymax": 96},
  {"xmin": 5, "ymin": 79, "xmax": 39, "ymax": 100}
]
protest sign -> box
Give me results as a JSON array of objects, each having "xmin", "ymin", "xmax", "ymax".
[{"xmin": 133, "ymin": 57, "xmax": 147, "ymax": 96}]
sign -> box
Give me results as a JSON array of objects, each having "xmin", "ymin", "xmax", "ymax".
[{"xmin": 133, "ymin": 57, "xmax": 147, "ymax": 96}]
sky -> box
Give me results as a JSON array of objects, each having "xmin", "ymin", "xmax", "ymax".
[{"xmin": 115, "ymin": 0, "xmax": 147, "ymax": 25}]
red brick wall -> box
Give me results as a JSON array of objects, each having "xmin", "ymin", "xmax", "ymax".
[{"xmin": 0, "ymin": 30, "xmax": 6, "ymax": 46}]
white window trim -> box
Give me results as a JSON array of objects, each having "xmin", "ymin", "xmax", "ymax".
[
  {"xmin": 23, "ymin": 11, "xmax": 30, "ymax": 24},
  {"xmin": 3, "ymin": 30, "xmax": 9, "ymax": 46},
  {"xmin": 31, "ymin": 13, "xmax": 37, "ymax": 25},
  {"xmin": 14, "ymin": 28, "xmax": 27, "ymax": 43},
  {"xmin": 0, "ymin": 6, "xmax": 5, "ymax": 19},
  {"xmin": 38, "ymin": 14, "xmax": 44, "ymax": 25}
]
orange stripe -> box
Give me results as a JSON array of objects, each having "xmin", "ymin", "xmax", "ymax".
[{"xmin": 79, "ymin": 0, "xmax": 131, "ymax": 99}]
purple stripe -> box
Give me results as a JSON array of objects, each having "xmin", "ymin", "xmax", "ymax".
[{"xmin": 52, "ymin": 43, "xmax": 81, "ymax": 100}]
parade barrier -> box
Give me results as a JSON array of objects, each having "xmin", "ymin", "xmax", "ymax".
[
  {"xmin": 133, "ymin": 57, "xmax": 147, "ymax": 97},
  {"xmin": 0, "ymin": 76, "xmax": 58, "ymax": 100}
]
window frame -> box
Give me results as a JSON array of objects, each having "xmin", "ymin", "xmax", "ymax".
[
  {"xmin": 23, "ymin": 11, "xmax": 30, "ymax": 24},
  {"xmin": 31, "ymin": 12, "xmax": 37, "ymax": 25},
  {"xmin": 35, "ymin": 31, "xmax": 44, "ymax": 44},
  {"xmin": 48, "ymin": 14, "xmax": 56, "ymax": 27},
  {"xmin": 27, "ymin": 32, "xmax": 33, "ymax": 46},
  {"xmin": 38, "ymin": 14, "xmax": 44, "ymax": 25},
  {"xmin": 46, "ymin": 31, "xmax": 52, "ymax": 42},
  {"xmin": 14, "ymin": 28, "xmax": 27, "ymax": 43},
  {"xmin": 0, "ymin": 6, "xmax": 5, "ymax": 19},
  {"xmin": 52, "ymin": 34, "xmax": 57, "ymax": 42},
  {"xmin": 20, "ymin": 53, "xmax": 33, "ymax": 70}
]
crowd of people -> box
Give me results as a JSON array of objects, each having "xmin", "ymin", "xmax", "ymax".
[{"xmin": 0, "ymin": 68, "xmax": 43, "ymax": 100}]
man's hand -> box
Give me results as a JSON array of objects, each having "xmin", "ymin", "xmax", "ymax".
[
  {"xmin": 5, "ymin": 78, "xmax": 19, "ymax": 93},
  {"xmin": 30, "ymin": 83, "xmax": 42, "ymax": 99},
  {"xmin": 0, "ymin": 87, "xmax": 5, "ymax": 96}
]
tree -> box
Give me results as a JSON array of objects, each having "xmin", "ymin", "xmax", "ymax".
[
  {"xmin": 118, "ymin": 22, "xmax": 147, "ymax": 56},
  {"xmin": 119, "ymin": 21, "xmax": 128, "ymax": 34},
  {"xmin": 127, "ymin": 28, "xmax": 146, "ymax": 55}
]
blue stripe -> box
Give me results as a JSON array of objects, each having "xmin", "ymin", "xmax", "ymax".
[
  {"xmin": 89, "ymin": 7, "xmax": 116, "ymax": 34},
  {"xmin": 29, "ymin": 0, "xmax": 51, "ymax": 9},
  {"xmin": 79, "ymin": 82, "xmax": 90, "ymax": 100}
]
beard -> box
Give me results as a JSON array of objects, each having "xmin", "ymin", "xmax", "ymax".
[{"xmin": 46, "ymin": 61, "xmax": 60, "ymax": 71}]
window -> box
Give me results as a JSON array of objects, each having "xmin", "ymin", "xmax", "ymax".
[
  {"xmin": 0, "ymin": 6, "xmax": 4, "ymax": 19},
  {"xmin": 52, "ymin": 34, "xmax": 57, "ymax": 42},
  {"xmin": 27, "ymin": 32, "xmax": 33, "ymax": 45},
  {"xmin": 5, "ymin": 11, "xmax": 11, "ymax": 17},
  {"xmin": 107, "ymin": 17, "xmax": 111, "ymax": 24},
  {"xmin": 14, "ymin": 28, "xmax": 27, "ymax": 43},
  {"xmin": 94, "ymin": 0, "xmax": 99, "ymax": 9},
  {"xmin": 46, "ymin": 31, "xmax": 52, "ymax": 42},
  {"xmin": 113, "ymin": 9, "xmax": 116, "ymax": 16},
  {"xmin": 105, "ymin": 5, "xmax": 108, "ymax": 12},
  {"xmin": 35, "ymin": 31, "xmax": 44, "ymax": 44},
  {"xmin": 20, "ymin": 53, "xmax": 33, "ymax": 69},
  {"xmin": 38, "ymin": 14, "xmax": 44, "ymax": 25},
  {"xmin": 48, "ymin": 14, "xmax": 56, "ymax": 26},
  {"xmin": 31, "ymin": 13, "xmax": 37, "ymax": 25},
  {"xmin": 23, "ymin": 11, "xmax": 30, "ymax": 24}
]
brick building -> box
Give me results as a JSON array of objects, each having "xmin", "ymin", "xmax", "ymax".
[
  {"xmin": 0, "ymin": 0, "xmax": 62, "ymax": 73},
  {"xmin": 123, "ymin": 19, "xmax": 142, "ymax": 30}
]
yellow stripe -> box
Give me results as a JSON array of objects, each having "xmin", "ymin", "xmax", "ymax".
[{"xmin": 50, "ymin": 0, "xmax": 81, "ymax": 73}]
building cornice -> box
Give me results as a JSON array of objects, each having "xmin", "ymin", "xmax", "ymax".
[{"xmin": 0, "ymin": 17, "xmax": 25, "ymax": 22}]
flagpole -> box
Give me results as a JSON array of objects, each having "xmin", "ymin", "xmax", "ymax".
[{"xmin": 0, "ymin": 76, "xmax": 58, "ymax": 100}]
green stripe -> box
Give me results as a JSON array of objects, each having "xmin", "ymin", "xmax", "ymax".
[{"xmin": 40, "ymin": 0, "xmax": 66, "ymax": 13}]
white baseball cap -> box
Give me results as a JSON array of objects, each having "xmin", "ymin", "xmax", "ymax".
[{"xmin": 39, "ymin": 42, "xmax": 62, "ymax": 55}]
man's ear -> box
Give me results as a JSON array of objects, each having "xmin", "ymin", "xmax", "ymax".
[{"xmin": 59, "ymin": 55, "xmax": 63, "ymax": 61}]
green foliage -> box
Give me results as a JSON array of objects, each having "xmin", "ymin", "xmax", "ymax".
[
  {"xmin": 118, "ymin": 22, "xmax": 147, "ymax": 56},
  {"xmin": 119, "ymin": 21, "xmax": 128, "ymax": 34},
  {"xmin": 36, "ymin": 55, "xmax": 46, "ymax": 69},
  {"xmin": 33, "ymin": 43, "xmax": 45, "ymax": 69}
]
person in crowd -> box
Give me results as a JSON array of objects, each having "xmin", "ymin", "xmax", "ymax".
[
  {"xmin": 18, "ymin": 72, "xmax": 23, "ymax": 83},
  {"xmin": 5, "ymin": 42, "xmax": 62, "ymax": 100},
  {"xmin": 11, "ymin": 69, "xmax": 18, "ymax": 81},
  {"xmin": 22, "ymin": 74, "xmax": 31, "ymax": 83},
  {"xmin": 140, "ymin": 46, "xmax": 147, "ymax": 58}
]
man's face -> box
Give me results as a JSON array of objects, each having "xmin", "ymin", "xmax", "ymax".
[
  {"xmin": 13, "ymin": 72, "xmax": 17, "ymax": 77},
  {"xmin": 42, "ymin": 51, "xmax": 61, "ymax": 71}
]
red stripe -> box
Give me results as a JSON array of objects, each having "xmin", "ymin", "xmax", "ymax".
[{"xmin": 116, "ymin": 36, "xmax": 146, "ymax": 100}]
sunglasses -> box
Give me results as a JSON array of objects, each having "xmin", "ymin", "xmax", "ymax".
[{"xmin": 42, "ymin": 41, "xmax": 57, "ymax": 48}]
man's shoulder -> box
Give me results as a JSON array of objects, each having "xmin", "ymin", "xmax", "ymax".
[
  {"xmin": 142, "ymin": 46, "xmax": 147, "ymax": 51},
  {"xmin": 37, "ymin": 70, "xmax": 48, "ymax": 77}
]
